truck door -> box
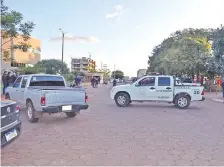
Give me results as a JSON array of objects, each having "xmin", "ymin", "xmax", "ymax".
[
  {"xmin": 17, "ymin": 76, "xmax": 28, "ymax": 105},
  {"xmin": 8, "ymin": 76, "xmax": 22, "ymax": 101},
  {"xmin": 134, "ymin": 77, "xmax": 156, "ymax": 100},
  {"xmin": 155, "ymin": 76, "xmax": 173, "ymax": 101}
]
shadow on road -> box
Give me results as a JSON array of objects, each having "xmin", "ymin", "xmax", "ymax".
[{"xmin": 107, "ymin": 103, "xmax": 202, "ymax": 110}]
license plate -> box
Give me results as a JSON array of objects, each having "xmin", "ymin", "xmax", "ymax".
[
  {"xmin": 5, "ymin": 129, "xmax": 17, "ymax": 142},
  {"xmin": 62, "ymin": 105, "xmax": 72, "ymax": 111}
]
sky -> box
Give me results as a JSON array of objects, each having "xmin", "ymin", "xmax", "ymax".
[{"xmin": 5, "ymin": 0, "xmax": 224, "ymax": 77}]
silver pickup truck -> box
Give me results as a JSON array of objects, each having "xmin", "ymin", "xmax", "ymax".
[{"xmin": 5, "ymin": 74, "xmax": 89, "ymax": 123}]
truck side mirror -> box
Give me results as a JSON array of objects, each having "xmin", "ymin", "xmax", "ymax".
[{"xmin": 135, "ymin": 82, "xmax": 140, "ymax": 87}]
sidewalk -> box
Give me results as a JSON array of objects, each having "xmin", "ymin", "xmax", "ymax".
[{"xmin": 204, "ymin": 92, "xmax": 224, "ymax": 103}]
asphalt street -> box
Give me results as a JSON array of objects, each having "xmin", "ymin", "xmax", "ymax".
[{"xmin": 1, "ymin": 84, "xmax": 224, "ymax": 165}]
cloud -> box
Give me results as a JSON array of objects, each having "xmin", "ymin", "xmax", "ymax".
[
  {"xmin": 105, "ymin": 5, "xmax": 124, "ymax": 19},
  {"xmin": 114, "ymin": 5, "xmax": 123, "ymax": 11},
  {"xmin": 135, "ymin": 25, "xmax": 141, "ymax": 29},
  {"xmin": 50, "ymin": 36, "xmax": 100, "ymax": 43}
]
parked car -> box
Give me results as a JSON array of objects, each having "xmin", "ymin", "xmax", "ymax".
[
  {"xmin": 5, "ymin": 74, "xmax": 89, "ymax": 123},
  {"xmin": 1, "ymin": 101, "xmax": 21, "ymax": 147},
  {"xmin": 110, "ymin": 75, "xmax": 205, "ymax": 109}
]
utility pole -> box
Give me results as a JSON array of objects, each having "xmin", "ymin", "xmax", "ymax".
[{"xmin": 59, "ymin": 28, "xmax": 66, "ymax": 74}]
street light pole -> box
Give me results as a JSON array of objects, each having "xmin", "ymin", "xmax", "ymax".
[{"xmin": 59, "ymin": 28, "xmax": 66, "ymax": 74}]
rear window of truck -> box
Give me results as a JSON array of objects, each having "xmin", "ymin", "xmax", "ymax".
[{"xmin": 29, "ymin": 76, "xmax": 65, "ymax": 86}]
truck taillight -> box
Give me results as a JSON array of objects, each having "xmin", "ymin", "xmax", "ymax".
[
  {"xmin": 85, "ymin": 93, "xmax": 88, "ymax": 103},
  {"xmin": 15, "ymin": 105, "xmax": 20, "ymax": 112},
  {"xmin": 201, "ymin": 89, "xmax": 204, "ymax": 95},
  {"xmin": 40, "ymin": 96, "xmax": 46, "ymax": 106}
]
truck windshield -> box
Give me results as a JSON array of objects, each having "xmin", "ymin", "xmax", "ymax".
[{"xmin": 29, "ymin": 76, "xmax": 65, "ymax": 86}]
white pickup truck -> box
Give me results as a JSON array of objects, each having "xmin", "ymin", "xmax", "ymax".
[{"xmin": 110, "ymin": 75, "xmax": 205, "ymax": 109}]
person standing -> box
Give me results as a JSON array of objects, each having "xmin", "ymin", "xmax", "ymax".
[
  {"xmin": 8, "ymin": 72, "xmax": 16, "ymax": 86},
  {"xmin": 113, "ymin": 78, "xmax": 117, "ymax": 87},
  {"xmin": 5, "ymin": 72, "xmax": 10, "ymax": 88},
  {"xmin": 222, "ymin": 80, "xmax": 224, "ymax": 98},
  {"xmin": 2, "ymin": 71, "xmax": 7, "ymax": 95}
]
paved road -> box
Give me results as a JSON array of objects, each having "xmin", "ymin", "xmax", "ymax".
[{"xmin": 1, "ymin": 85, "xmax": 224, "ymax": 165}]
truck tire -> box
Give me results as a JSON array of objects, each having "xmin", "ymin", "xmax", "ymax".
[
  {"xmin": 26, "ymin": 101, "xmax": 39, "ymax": 123},
  {"xmin": 115, "ymin": 92, "xmax": 130, "ymax": 107},
  {"xmin": 65, "ymin": 112, "xmax": 77, "ymax": 118},
  {"xmin": 174, "ymin": 95, "xmax": 190, "ymax": 109},
  {"xmin": 5, "ymin": 93, "xmax": 10, "ymax": 100}
]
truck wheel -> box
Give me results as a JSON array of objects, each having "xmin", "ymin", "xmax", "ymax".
[
  {"xmin": 174, "ymin": 95, "xmax": 190, "ymax": 109},
  {"xmin": 115, "ymin": 92, "xmax": 130, "ymax": 107},
  {"xmin": 5, "ymin": 93, "xmax": 10, "ymax": 100},
  {"xmin": 27, "ymin": 101, "xmax": 39, "ymax": 123},
  {"xmin": 65, "ymin": 112, "xmax": 77, "ymax": 118}
]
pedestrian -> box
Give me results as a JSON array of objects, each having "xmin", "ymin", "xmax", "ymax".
[
  {"xmin": 8, "ymin": 72, "xmax": 16, "ymax": 86},
  {"xmin": 2, "ymin": 71, "xmax": 7, "ymax": 95},
  {"xmin": 5, "ymin": 72, "xmax": 10, "ymax": 87},
  {"xmin": 221, "ymin": 80, "xmax": 224, "ymax": 98},
  {"xmin": 95, "ymin": 77, "xmax": 99, "ymax": 88},
  {"xmin": 113, "ymin": 79, "xmax": 117, "ymax": 87}
]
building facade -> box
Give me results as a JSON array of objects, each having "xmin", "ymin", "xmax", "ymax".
[
  {"xmin": 137, "ymin": 69, "xmax": 147, "ymax": 78},
  {"xmin": 1, "ymin": 35, "xmax": 41, "ymax": 68},
  {"xmin": 71, "ymin": 57, "xmax": 96, "ymax": 72}
]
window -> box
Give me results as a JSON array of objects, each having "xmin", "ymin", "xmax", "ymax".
[
  {"xmin": 13, "ymin": 77, "xmax": 22, "ymax": 88},
  {"xmin": 158, "ymin": 77, "xmax": 170, "ymax": 86},
  {"xmin": 29, "ymin": 76, "xmax": 65, "ymax": 86},
  {"xmin": 21, "ymin": 76, "xmax": 28, "ymax": 88},
  {"xmin": 139, "ymin": 77, "xmax": 155, "ymax": 86}
]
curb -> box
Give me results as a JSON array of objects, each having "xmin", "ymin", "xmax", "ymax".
[{"xmin": 212, "ymin": 98, "xmax": 224, "ymax": 103}]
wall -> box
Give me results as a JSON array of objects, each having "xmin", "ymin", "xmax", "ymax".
[{"xmin": 1, "ymin": 35, "xmax": 41, "ymax": 65}]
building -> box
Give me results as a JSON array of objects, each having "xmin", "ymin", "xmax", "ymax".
[
  {"xmin": 1, "ymin": 35, "xmax": 41, "ymax": 69},
  {"xmin": 71, "ymin": 57, "xmax": 96, "ymax": 72},
  {"xmin": 137, "ymin": 69, "xmax": 147, "ymax": 78}
]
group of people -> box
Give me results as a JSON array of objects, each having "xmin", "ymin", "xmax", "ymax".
[
  {"xmin": 69, "ymin": 76, "xmax": 82, "ymax": 87},
  {"xmin": 2, "ymin": 71, "xmax": 18, "ymax": 95},
  {"xmin": 91, "ymin": 76, "xmax": 100, "ymax": 88}
]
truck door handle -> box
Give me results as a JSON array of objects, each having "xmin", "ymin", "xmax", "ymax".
[
  {"xmin": 166, "ymin": 87, "xmax": 171, "ymax": 90},
  {"xmin": 150, "ymin": 87, "xmax": 155, "ymax": 90},
  {"xmin": 16, "ymin": 90, "xmax": 18, "ymax": 91}
]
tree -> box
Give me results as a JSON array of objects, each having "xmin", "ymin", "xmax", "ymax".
[
  {"xmin": 18, "ymin": 66, "xmax": 40, "ymax": 74},
  {"xmin": 111, "ymin": 70, "xmax": 124, "ymax": 79},
  {"xmin": 98, "ymin": 68, "xmax": 111, "ymax": 80},
  {"xmin": 1, "ymin": 0, "xmax": 35, "ymax": 62},
  {"xmin": 148, "ymin": 28, "xmax": 213, "ymax": 79},
  {"xmin": 34, "ymin": 59, "xmax": 70, "ymax": 74},
  {"xmin": 207, "ymin": 25, "xmax": 224, "ymax": 77}
]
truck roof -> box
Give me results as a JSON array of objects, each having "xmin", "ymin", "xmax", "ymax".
[
  {"xmin": 19, "ymin": 74, "xmax": 63, "ymax": 77},
  {"xmin": 145, "ymin": 75, "xmax": 171, "ymax": 77}
]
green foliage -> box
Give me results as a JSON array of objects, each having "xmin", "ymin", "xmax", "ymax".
[
  {"xmin": 18, "ymin": 59, "xmax": 70, "ymax": 75},
  {"xmin": 111, "ymin": 70, "xmax": 124, "ymax": 79},
  {"xmin": 1, "ymin": 0, "xmax": 35, "ymax": 61},
  {"xmin": 63, "ymin": 73, "xmax": 74, "ymax": 82},
  {"xmin": 19, "ymin": 66, "xmax": 40, "ymax": 74},
  {"xmin": 34, "ymin": 59, "xmax": 70, "ymax": 74},
  {"xmin": 71, "ymin": 70, "xmax": 85, "ymax": 77},
  {"xmin": 148, "ymin": 28, "xmax": 213, "ymax": 78},
  {"xmin": 206, "ymin": 25, "xmax": 224, "ymax": 77},
  {"xmin": 98, "ymin": 68, "xmax": 111, "ymax": 80}
]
